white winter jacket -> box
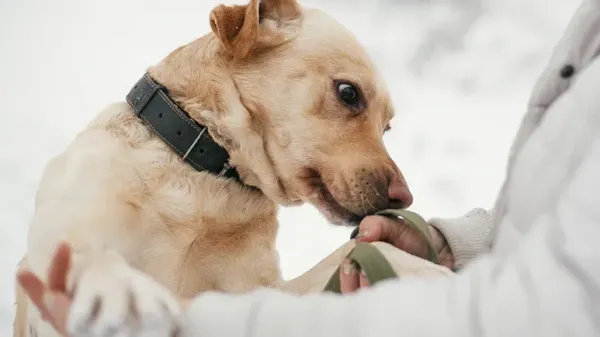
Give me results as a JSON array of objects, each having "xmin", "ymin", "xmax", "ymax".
[{"xmin": 181, "ymin": 1, "xmax": 600, "ymax": 336}]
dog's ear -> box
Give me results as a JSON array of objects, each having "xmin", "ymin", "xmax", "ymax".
[
  {"xmin": 210, "ymin": 1, "xmax": 260, "ymax": 60},
  {"xmin": 260, "ymin": 0, "xmax": 301, "ymax": 22},
  {"xmin": 210, "ymin": 0, "xmax": 301, "ymax": 59}
]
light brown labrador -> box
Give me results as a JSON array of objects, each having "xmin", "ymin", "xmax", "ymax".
[{"xmin": 13, "ymin": 1, "xmax": 448, "ymax": 336}]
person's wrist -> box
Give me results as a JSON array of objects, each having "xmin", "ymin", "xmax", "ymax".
[
  {"xmin": 428, "ymin": 225, "xmax": 454, "ymax": 269},
  {"xmin": 427, "ymin": 208, "xmax": 495, "ymax": 269},
  {"xmin": 427, "ymin": 226, "xmax": 445, "ymax": 251}
]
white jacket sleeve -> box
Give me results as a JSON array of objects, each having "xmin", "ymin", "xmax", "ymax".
[
  {"xmin": 428, "ymin": 208, "xmax": 495, "ymax": 269},
  {"xmin": 180, "ymin": 131, "xmax": 600, "ymax": 337},
  {"xmin": 180, "ymin": 51, "xmax": 600, "ymax": 337}
]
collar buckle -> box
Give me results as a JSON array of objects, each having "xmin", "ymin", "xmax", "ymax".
[
  {"xmin": 126, "ymin": 73, "xmax": 241, "ymax": 183},
  {"xmin": 182, "ymin": 127, "xmax": 207, "ymax": 160}
]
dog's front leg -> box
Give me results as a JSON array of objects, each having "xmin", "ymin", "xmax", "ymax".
[
  {"xmin": 49, "ymin": 247, "xmax": 183, "ymax": 337},
  {"xmin": 25, "ymin": 241, "xmax": 183, "ymax": 337}
]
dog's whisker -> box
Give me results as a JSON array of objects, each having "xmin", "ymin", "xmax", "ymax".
[
  {"xmin": 367, "ymin": 182, "xmax": 386, "ymax": 202},
  {"xmin": 359, "ymin": 194, "xmax": 368, "ymax": 216},
  {"xmin": 365, "ymin": 197, "xmax": 376, "ymax": 213}
]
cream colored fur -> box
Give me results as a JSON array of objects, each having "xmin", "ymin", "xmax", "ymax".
[{"xmin": 14, "ymin": 1, "xmax": 449, "ymax": 336}]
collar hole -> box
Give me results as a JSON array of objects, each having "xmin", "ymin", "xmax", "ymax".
[{"xmin": 560, "ymin": 64, "xmax": 575, "ymax": 79}]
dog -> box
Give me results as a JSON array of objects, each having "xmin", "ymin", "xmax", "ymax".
[{"xmin": 13, "ymin": 0, "xmax": 433, "ymax": 336}]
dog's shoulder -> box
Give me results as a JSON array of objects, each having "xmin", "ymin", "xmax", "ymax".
[
  {"xmin": 35, "ymin": 102, "xmax": 172, "ymax": 206},
  {"xmin": 87, "ymin": 102, "xmax": 155, "ymax": 146}
]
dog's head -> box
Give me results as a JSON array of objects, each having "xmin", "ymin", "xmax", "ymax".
[{"xmin": 150, "ymin": 0, "xmax": 412, "ymax": 226}]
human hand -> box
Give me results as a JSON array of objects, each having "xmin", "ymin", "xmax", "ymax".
[
  {"xmin": 339, "ymin": 215, "xmax": 454, "ymax": 293},
  {"xmin": 16, "ymin": 242, "xmax": 73, "ymax": 336},
  {"xmin": 16, "ymin": 242, "xmax": 191, "ymax": 336}
]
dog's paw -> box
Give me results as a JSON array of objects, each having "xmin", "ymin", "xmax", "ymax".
[{"xmin": 67, "ymin": 256, "xmax": 182, "ymax": 337}]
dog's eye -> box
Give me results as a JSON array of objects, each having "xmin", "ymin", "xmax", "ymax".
[
  {"xmin": 336, "ymin": 81, "xmax": 362, "ymax": 109},
  {"xmin": 338, "ymin": 83, "xmax": 358, "ymax": 104}
]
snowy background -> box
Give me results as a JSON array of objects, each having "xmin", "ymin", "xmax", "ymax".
[{"xmin": 0, "ymin": 0, "xmax": 579, "ymax": 334}]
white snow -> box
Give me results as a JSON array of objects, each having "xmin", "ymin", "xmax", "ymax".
[{"xmin": 0, "ymin": 0, "xmax": 578, "ymax": 334}]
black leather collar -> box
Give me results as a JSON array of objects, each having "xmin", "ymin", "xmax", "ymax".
[{"xmin": 126, "ymin": 73, "xmax": 240, "ymax": 181}]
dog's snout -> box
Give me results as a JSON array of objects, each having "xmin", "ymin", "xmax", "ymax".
[
  {"xmin": 388, "ymin": 178, "xmax": 413, "ymax": 209},
  {"xmin": 339, "ymin": 167, "xmax": 413, "ymax": 216}
]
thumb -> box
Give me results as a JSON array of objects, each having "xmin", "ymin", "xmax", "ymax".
[
  {"xmin": 48, "ymin": 242, "xmax": 72, "ymax": 293},
  {"xmin": 355, "ymin": 215, "xmax": 405, "ymax": 243},
  {"xmin": 17, "ymin": 270, "xmax": 72, "ymax": 335}
]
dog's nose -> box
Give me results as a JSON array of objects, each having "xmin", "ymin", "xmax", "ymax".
[{"xmin": 388, "ymin": 178, "xmax": 413, "ymax": 209}]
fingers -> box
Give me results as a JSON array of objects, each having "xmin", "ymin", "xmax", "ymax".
[
  {"xmin": 355, "ymin": 215, "xmax": 403, "ymax": 243},
  {"xmin": 340, "ymin": 260, "xmax": 359, "ymax": 293},
  {"xmin": 48, "ymin": 242, "xmax": 72, "ymax": 292},
  {"xmin": 16, "ymin": 270, "xmax": 53, "ymax": 321},
  {"xmin": 359, "ymin": 271, "xmax": 370, "ymax": 288},
  {"xmin": 16, "ymin": 242, "xmax": 74, "ymax": 336},
  {"xmin": 355, "ymin": 215, "xmax": 436, "ymax": 261},
  {"xmin": 17, "ymin": 269, "xmax": 72, "ymax": 335},
  {"xmin": 339, "ymin": 259, "xmax": 371, "ymax": 294}
]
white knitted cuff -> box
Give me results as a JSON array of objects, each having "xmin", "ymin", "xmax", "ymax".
[{"xmin": 428, "ymin": 208, "xmax": 495, "ymax": 270}]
